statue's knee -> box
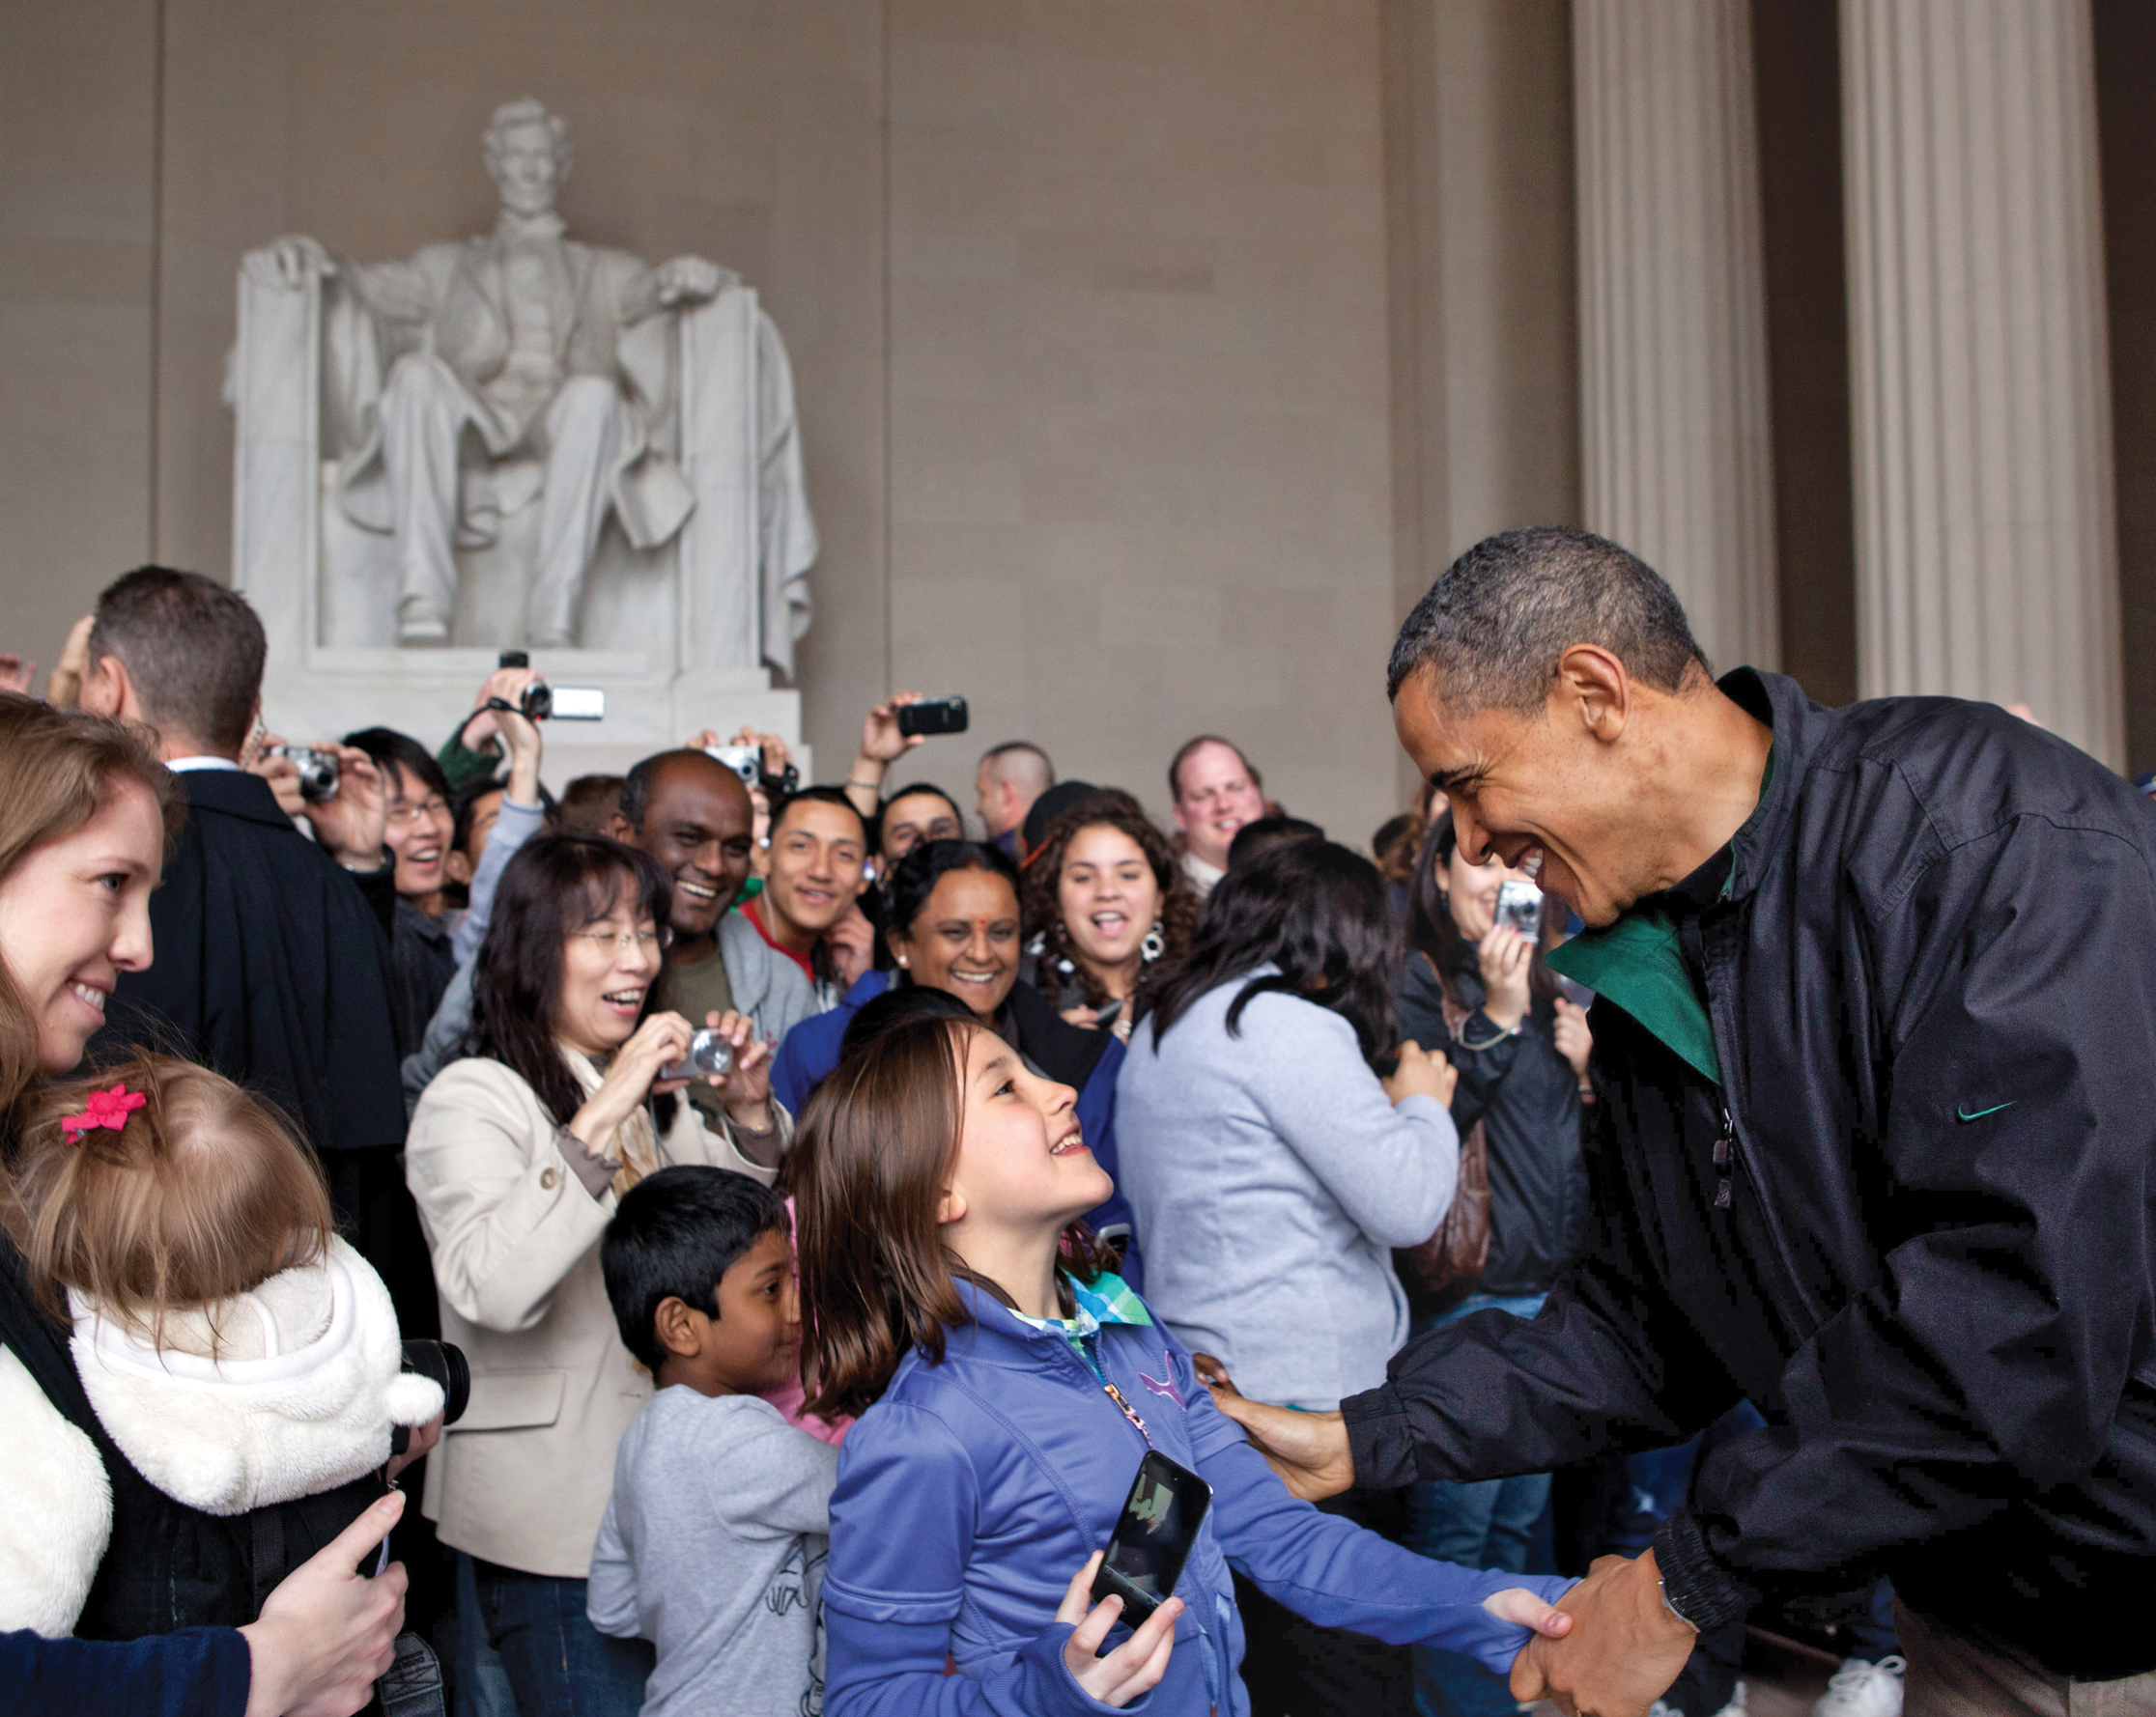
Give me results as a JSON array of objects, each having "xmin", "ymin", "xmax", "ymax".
[
  {"xmin": 552, "ymin": 374, "xmax": 618, "ymax": 424},
  {"xmin": 383, "ymin": 353, "xmax": 456, "ymax": 412}
]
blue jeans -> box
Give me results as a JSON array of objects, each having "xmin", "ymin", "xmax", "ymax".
[
  {"xmin": 463, "ymin": 1555, "xmax": 652, "ymax": 1717},
  {"xmin": 1401, "ymin": 1293, "xmax": 1551, "ymax": 1717}
]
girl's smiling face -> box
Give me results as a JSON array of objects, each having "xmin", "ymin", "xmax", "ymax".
[{"xmin": 942, "ymin": 1024, "xmax": 1111, "ymax": 1234}]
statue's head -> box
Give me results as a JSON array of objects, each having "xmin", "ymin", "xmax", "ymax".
[{"xmin": 482, "ymin": 99, "xmax": 570, "ymax": 218}]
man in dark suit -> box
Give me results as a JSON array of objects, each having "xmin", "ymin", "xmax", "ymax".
[{"xmin": 76, "ymin": 567, "xmax": 431, "ymax": 1333}]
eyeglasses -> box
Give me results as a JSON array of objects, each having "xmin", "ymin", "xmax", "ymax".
[
  {"xmin": 569, "ymin": 926, "xmax": 672, "ymax": 953},
  {"xmin": 386, "ymin": 797, "xmax": 449, "ymax": 828}
]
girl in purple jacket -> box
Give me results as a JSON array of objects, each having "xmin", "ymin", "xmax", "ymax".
[{"xmin": 791, "ymin": 1014, "xmax": 1575, "ymax": 1717}]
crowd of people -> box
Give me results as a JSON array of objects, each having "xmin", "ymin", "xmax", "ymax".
[{"xmin": 2, "ymin": 525, "xmax": 2152, "ymax": 1717}]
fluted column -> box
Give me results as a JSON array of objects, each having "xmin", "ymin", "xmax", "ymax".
[
  {"xmin": 1574, "ymin": 0, "xmax": 1778, "ymax": 675},
  {"xmin": 1841, "ymin": 0, "xmax": 2122, "ymax": 765}
]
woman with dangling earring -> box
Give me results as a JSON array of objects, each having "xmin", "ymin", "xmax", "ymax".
[{"xmin": 1018, "ymin": 793, "xmax": 1200, "ymax": 1042}]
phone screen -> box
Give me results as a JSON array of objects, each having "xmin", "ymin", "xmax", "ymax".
[{"xmin": 1092, "ymin": 1451, "xmax": 1212, "ymax": 1626}]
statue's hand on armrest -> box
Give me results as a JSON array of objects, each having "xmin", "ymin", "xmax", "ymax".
[
  {"xmin": 654, "ymin": 255, "xmax": 738, "ymax": 305},
  {"xmin": 246, "ymin": 235, "xmax": 337, "ymax": 293}
]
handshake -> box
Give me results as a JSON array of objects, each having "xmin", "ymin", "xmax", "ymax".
[{"xmin": 1195, "ymin": 1358, "xmax": 1698, "ymax": 1717}]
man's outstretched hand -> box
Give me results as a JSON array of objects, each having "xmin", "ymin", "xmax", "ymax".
[
  {"xmin": 1509, "ymin": 1549, "xmax": 1695, "ymax": 1717},
  {"xmin": 1192, "ymin": 1355, "xmax": 1356, "ymax": 1501}
]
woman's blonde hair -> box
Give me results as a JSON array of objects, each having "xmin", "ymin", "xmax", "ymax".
[
  {"xmin": 11, "ymin": 1048, "xmax": 336, "ymax": 1339},
  {"xmin": 0, "ymin": 692, "xmax": 180, "ymax": 1127}
]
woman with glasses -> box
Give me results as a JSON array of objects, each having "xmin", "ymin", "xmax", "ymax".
[
  {"xmin": 345, "ymin": 725, "xmax": 462, "ymax": 1055},
  {"xmin": 405, "ymin": 832, "xmax": 786, "ymax": 1717}
]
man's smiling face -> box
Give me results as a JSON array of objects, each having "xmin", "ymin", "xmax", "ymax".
[{"xmin": 1393, "ymin": 663, "xmax": 1644, "ymax": 930}]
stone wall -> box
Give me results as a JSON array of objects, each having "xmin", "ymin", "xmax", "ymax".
[{"xmin": 1, "ymin": 0, "xmax": 1431, "ymax": 840}]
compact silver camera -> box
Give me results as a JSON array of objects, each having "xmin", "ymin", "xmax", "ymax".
[
  {"xmin": 704, "ymin": 744, "xmax": 763, "ymax": 787},
  {"xmin": 659, "ymin": 1027, "xmax": 735, "ymax": 1083},
  {"xmin": 263, "ymin": 744, "xmax": 340, "ymax": 804},
  {"xmin": 1494, "ymin": 878, "xmax": 1544, "ymax": 942}
]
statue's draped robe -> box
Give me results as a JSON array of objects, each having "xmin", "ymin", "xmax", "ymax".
[{"xmin": 316, "ymin": 211, "xmax": 813, "ymax": 672}]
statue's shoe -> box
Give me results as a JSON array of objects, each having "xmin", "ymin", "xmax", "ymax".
[{"xmin": 397, "ymin": 600, "xmax": 450, "ymax": 645}]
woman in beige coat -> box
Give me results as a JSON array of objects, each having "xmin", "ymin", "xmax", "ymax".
[{"xmin": 406, "ymin": 832, "xmax": 791, "ymax": 1717}]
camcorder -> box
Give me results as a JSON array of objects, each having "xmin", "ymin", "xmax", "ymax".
[
  {"xmin": 262, "ymin": 744, "xmax": 341, "ymax": 804},
  {"xmin": 496, "ymin": 651, "xmax": 605, "ymax": 721}
]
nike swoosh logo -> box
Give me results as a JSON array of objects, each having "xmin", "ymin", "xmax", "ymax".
[{"xmin": 1956, "ymin": 1101, "xmax": 2016, "ymax": 1123}]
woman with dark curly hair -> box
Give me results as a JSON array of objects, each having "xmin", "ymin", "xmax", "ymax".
[{"xmin": 1019, "ymin": 794, "xmax": 1199, "ymax": 1037}]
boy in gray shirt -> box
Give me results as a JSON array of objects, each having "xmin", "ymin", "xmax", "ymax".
[{"xmin": 590, "ymin": 1167, "xmax": 839, "ymax": 1717}]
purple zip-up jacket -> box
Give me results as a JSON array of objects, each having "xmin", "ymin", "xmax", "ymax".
[{"xmin": 823, "ymin": 1281, "xmax": 1571, "ymax": 1717}]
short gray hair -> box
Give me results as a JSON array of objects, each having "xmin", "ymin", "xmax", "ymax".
[
  {"xmin": 1387, "ymin": 526, "xmax": 1707, "ymax": 714},
  {"xmin": 482, "ymin": 99, "xmax": 571, "ymax": 178}
]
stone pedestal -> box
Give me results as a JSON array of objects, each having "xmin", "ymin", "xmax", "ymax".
[
  {"xmin": 1574, "ymin": 0, "xmax": 1778, "ymax": 675},
  {"xmin": 1841, "ymin": 0, "xmax": 2121, "ymax": 765}
]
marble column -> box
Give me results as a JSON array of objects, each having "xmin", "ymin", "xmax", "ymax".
[
  {"xmin": 1574, "ymin": 0, "xmax": 1778, "ymax": 675},
  {"xmin": 1841, "ymin": 0, "xmax": 2122, "ymax": 765}
]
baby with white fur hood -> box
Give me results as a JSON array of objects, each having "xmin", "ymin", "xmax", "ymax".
[{"xmin": 0, "ymin": 1054, "xmax": 440, "ymax": 1638}]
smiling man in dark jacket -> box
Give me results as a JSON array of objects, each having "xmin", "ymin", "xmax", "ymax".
[{"xmin": 1214, "ymin": 528, "xmax": 2156, "ymax": 1716}]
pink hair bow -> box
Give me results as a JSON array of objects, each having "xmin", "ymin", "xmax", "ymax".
[{"xmin": 61, "ymin": 1084, "xmax": 147, "ymax": 1141}]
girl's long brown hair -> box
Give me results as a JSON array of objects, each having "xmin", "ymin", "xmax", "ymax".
[
  {"xmin": 791, "ymin": 1015, "xmax": 1116, "ymax": 1420},
  {"xmin": 0, "ymin": 692, "xmax": 181, "ymax": 1136}
]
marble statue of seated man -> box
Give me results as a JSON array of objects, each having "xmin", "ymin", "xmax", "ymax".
[{"xmin": 263, "ymin": 98, "xmax": 731, "ymax": 645}]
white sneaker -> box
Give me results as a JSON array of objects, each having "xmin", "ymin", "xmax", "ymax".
[{"xmin": 1812, "ymin": 1655, "xmax": 1906, "ymax": 1717}]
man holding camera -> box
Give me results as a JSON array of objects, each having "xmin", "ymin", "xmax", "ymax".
[{"xmin": 69, "ymin": 567, "xmax": 431, "ymax": 1332}]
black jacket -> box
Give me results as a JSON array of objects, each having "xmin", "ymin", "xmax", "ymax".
[
  {"xmin": 1396, "ymin": 955, "xmax": 1587, "ymax": 1298},
  {"xmin": 1344, "ymin": 670, "xmax": 2156, "ymax": 1679},
  {"xmin": 107, "ymin": 770, "xmax": 406, "ymax": 1155}
]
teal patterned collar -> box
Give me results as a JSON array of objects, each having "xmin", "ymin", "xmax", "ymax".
[{"xmin": 1007, "ymin": 1271, "xmax": 1151, "ymax": 1350}]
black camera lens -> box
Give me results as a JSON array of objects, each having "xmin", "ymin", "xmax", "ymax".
[
  {"xmin": 400, "ymin": 1339, "xmax": 470, "ymax": 1426},
  {"xmin": 518, "ymin": 682, "xmax": 553, "ymax": 720}
]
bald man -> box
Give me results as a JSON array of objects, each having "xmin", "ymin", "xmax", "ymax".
[
  {"xmin": 607, "ymin": 751, "xmax": 818, "ymax": 1077},
  {"xmin": 975, "ymin": 741, "xmax": 1054, "ymax": 859}
]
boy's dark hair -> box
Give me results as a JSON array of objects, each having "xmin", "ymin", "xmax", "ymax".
[
  {"xmin": 559, "ymin": 773, "xmax": 627, "ymax": 835},
  {"xmin": 602, "ymin": 1165, "xmax": 789, "ymax": 1373},
  {"xmin": 344, "ymin": 726, "xmax": 452, "ymax": 804},
  {"xmin": 449, "ymin": 774, "xmax": 503, "ymax": 858},
  {"xmin": 88, "ymin": 567, "xmax": 267, "ymax": 754},
  {"xmin": 1226, "ymin": 814, "xmax": 1324, "ymax": 872},
  {"xmin": 838, "ymin": 984, "xmax": 973, "ymax": 1062}
]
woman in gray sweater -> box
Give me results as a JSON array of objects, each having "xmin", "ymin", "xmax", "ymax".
[
  {"xmin": 1117, "ymin": 838, "xmax": 1461, "ymax": 1714},
  {"xmin": 1116, "ymin": 839, "xmax": 1460, "ymax": 1412}
]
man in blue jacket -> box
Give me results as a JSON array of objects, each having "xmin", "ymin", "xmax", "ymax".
[{"xmin": 1216, "ymin": 528, "xmax": 2156, "ymax": 1716}]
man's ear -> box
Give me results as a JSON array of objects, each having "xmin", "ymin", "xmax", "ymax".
[
  {"xmin": 1552, "ymin": 644, "xmax": 1631, "ymax": 744},
  {"xmin": 604, "ymin": 811, "xmax": 636, "ymax": 844},
  {"xmin": 652, "ymin": 1295, "xmax": 705, "ymax": 1362},
  {"xmin": 78, "ymin": 653, "xmax": 128, "ymax": 719}
]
